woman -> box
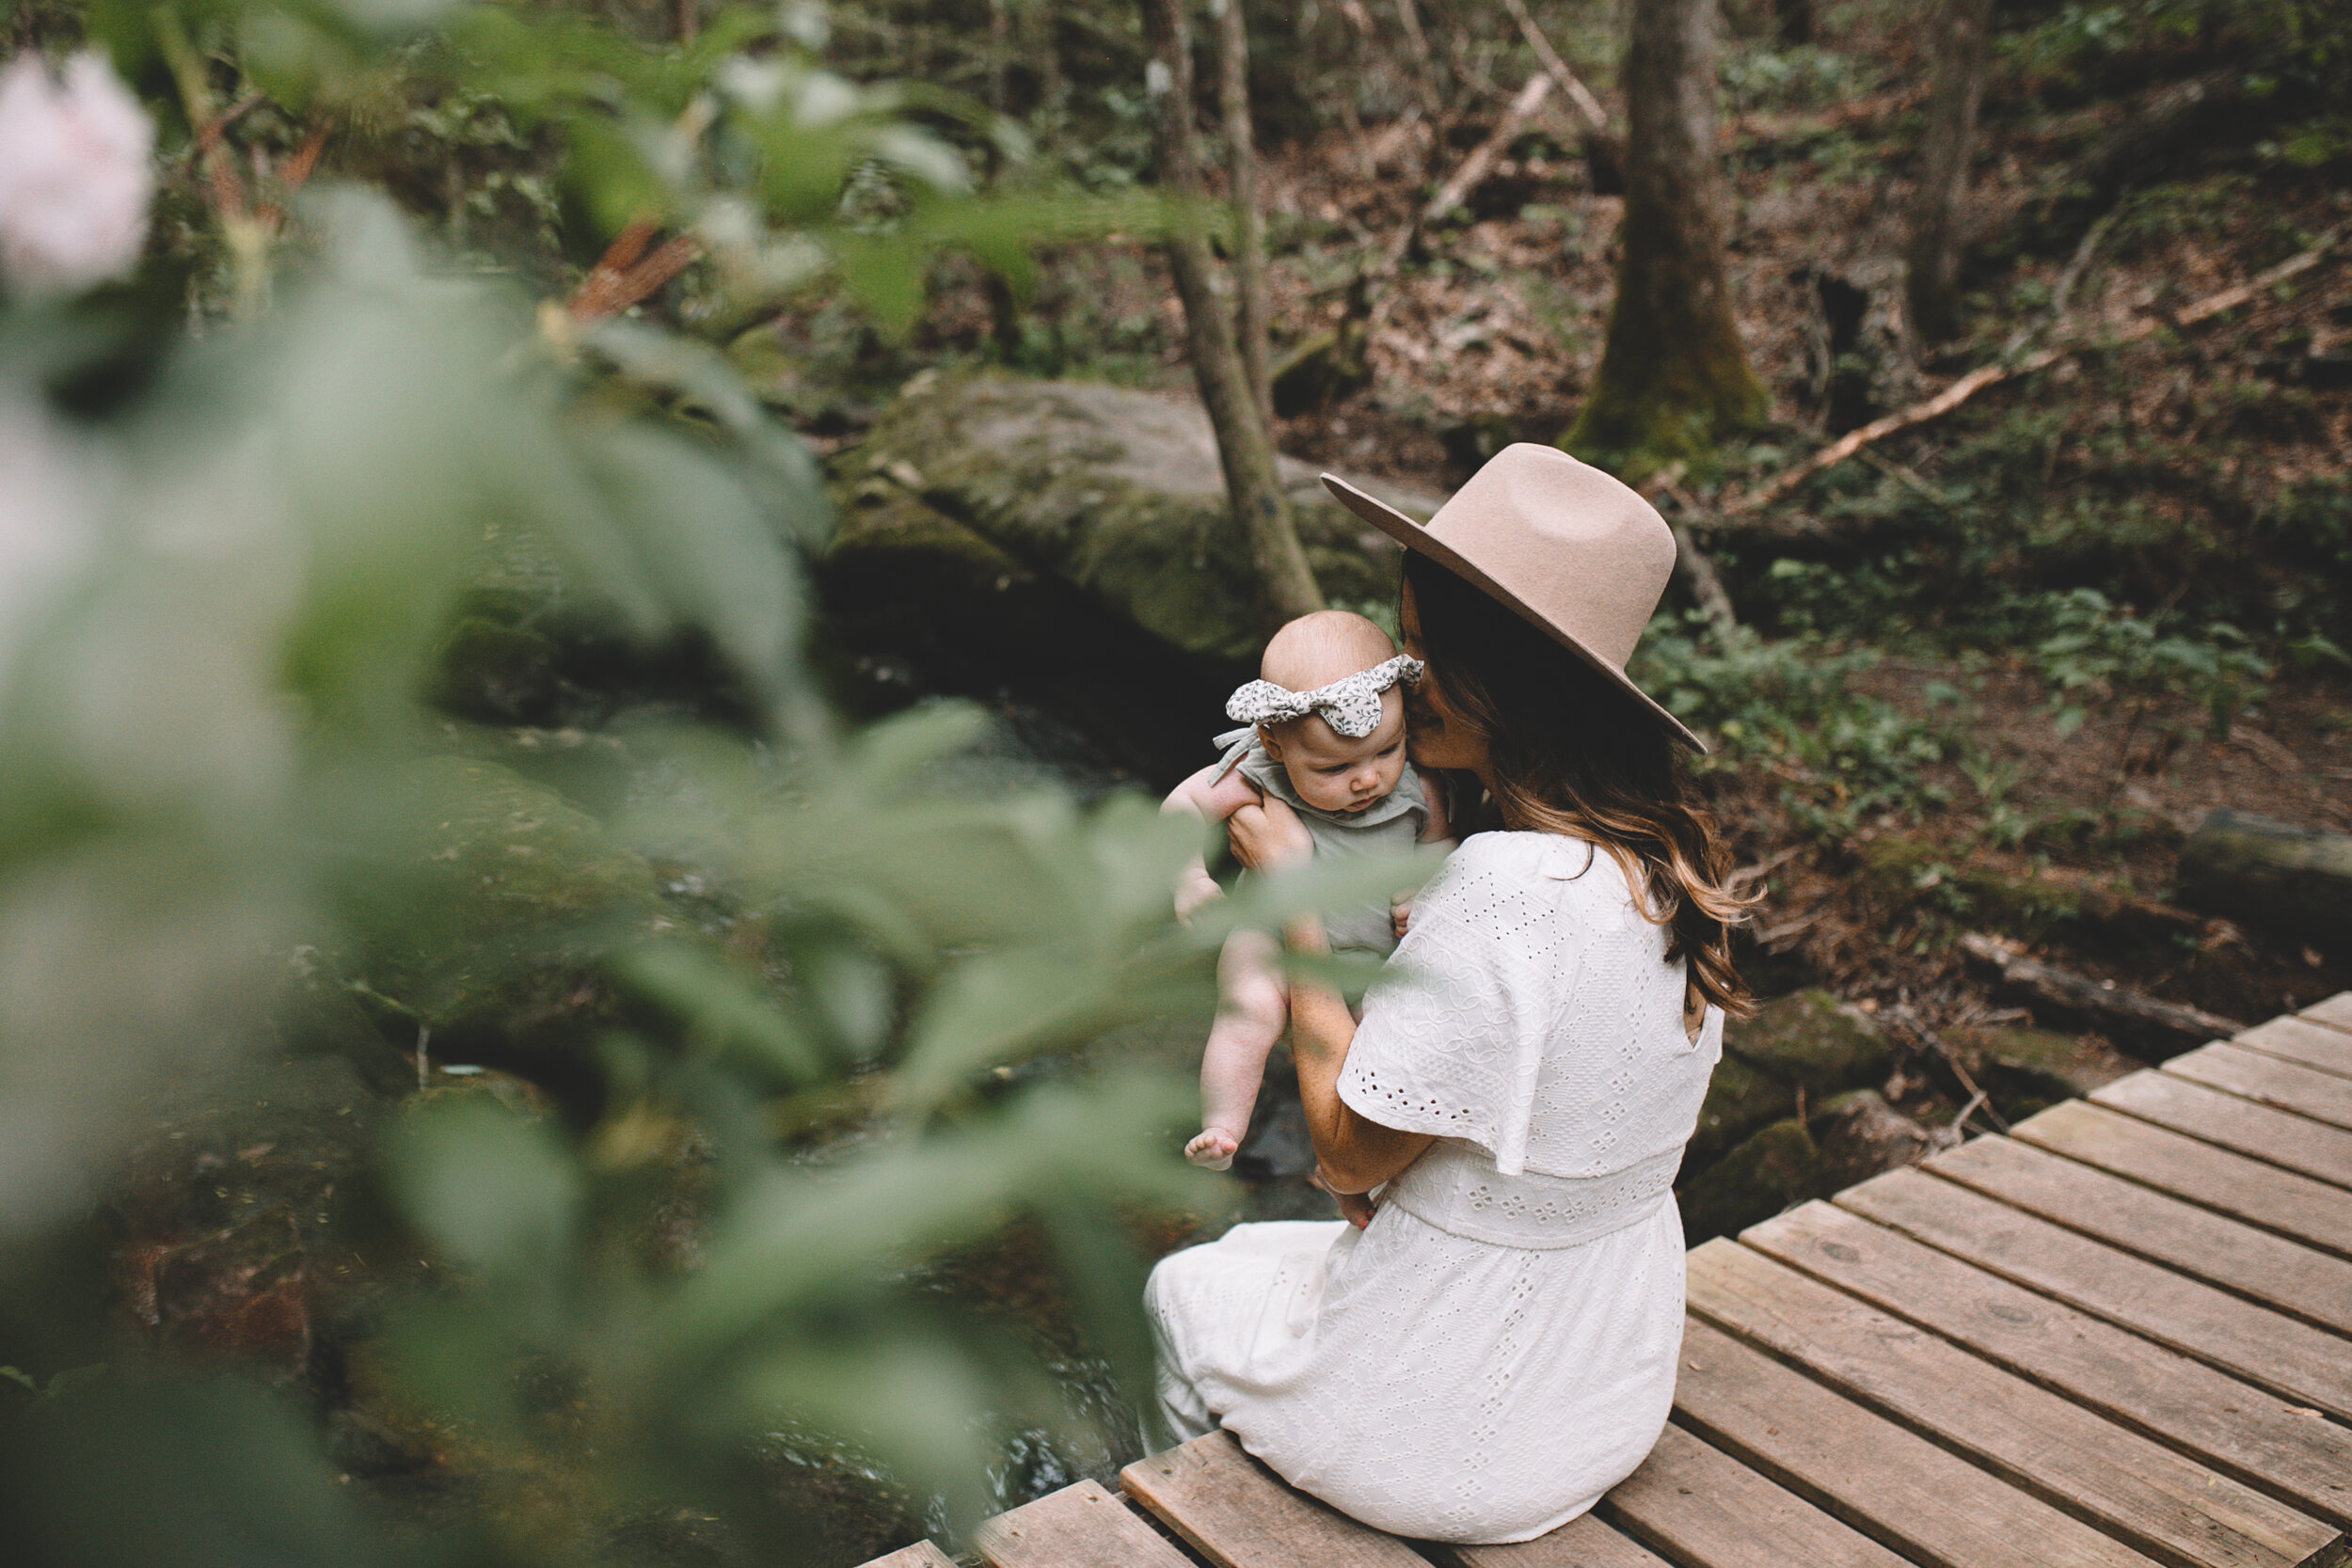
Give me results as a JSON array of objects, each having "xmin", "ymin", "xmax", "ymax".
[{"xmin": 1144, "ymin": 443, "xmax": 1754, "ymax": 1544}]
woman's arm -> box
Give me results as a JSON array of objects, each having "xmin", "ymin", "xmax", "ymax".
[{"xmin": 1226, "ymin": 799, "xmax": 1435, "ymax": 1198}]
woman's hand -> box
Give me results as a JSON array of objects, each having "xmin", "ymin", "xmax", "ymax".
[
  {"xmin": 1311, "ymin": 1166, "xmax": 1380, "ymax": 1229},
  {"xmin": 1226, "ymin": 793, "xmax": 1312, "ymax": 873}
]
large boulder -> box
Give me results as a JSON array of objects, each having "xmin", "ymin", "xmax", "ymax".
[
  {"xmin": 1723, "ymin": 989, "xmax": 1893, "ymax": 1101},
  {"xmin": 823, "ymin": 371, "xmax": 1442, "ymax": 670},
  {"xmin": 1679, "ymin": 1118, "xmax": 1820, "ymax": 1243},
  {"xmin": 1811, "ymin": 1088, "xmax": 1957, "ymax": 1195},
  {"xmin": 330, "ymin": 757, "xmax": 676, "ymax": 1062}
]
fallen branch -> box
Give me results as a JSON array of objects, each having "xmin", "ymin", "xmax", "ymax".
[
  {"xmin": 1417, "ymin": 72, "xmax": 1553, "ymax": 229},
  {"xmin": 1955, "ymin": 933, "xmax": 2244, "ymax": 1057},
  {"xmin": 1645, "ymin": 463, "xmax": 1737, "ymax": 631},
  {"xmin": 1721, "ymin": 232, "xmax": 2343, "ymax": 517},
  {"xmin": 1496, "ymin": 0, "xmax": 1609, "ymax": 135}
]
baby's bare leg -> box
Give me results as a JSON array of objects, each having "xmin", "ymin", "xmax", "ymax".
[{"xmin": 1186, "ymin": 927, "xmax": 1287, "ymax": 1170}]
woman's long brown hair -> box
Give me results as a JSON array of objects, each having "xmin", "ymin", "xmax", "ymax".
[{"xmin": 1403, "ymin": 552, "xmax": 1756, "ymax": 1017}]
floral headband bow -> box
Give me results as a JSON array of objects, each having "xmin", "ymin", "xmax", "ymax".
[{"xmin": 1224, "ymin": 654, "xmax": 1423, "ymax": 741}]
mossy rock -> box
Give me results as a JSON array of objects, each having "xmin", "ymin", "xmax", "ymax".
[
  {"xmin": 1724, "ymin": 989, "xmax": 1892, "ymax": 1099},
  {"xmin": 1678, "ymin": 1117, "xmax": 1820, "ymax": 1243},
  {"xmin": 828, "ymin": 370, "xmax": 1441, "ymax": 665},
  {"xmin": 1686, "ymin": 1053, "xmax": 1796, "ymax": 1166},
  {"xmin": 332, "ymin": 756, "xmax": 676, "ymax": 1056},
  {"xmin": 1811, "ymin": 1088, "xmax": 1953, "ymax": 1195},
  {"xmin": 1861, "ymin": 838, "xmax": 2081, "ymax": 943},
  {"xmin": 1945, "ymin": 1024, "xmax": 2137, "ymax": 1118}
]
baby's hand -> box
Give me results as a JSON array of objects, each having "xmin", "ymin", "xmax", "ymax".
[{"xmin": 1391, "ymin": 898, "xmax": 1413, "ymax": 940}]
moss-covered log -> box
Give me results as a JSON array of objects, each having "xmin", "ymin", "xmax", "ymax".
[{"xmin": 1565, "ymin": 0, "xmax": 1766, "ymax": 483}]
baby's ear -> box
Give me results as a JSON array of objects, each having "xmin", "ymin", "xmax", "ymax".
[{"xmin": 1255, "ymin": 723, "xmax": 1284, "ymax": 762}]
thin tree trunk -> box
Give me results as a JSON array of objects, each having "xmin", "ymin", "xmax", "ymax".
[
  {"xmin": 983, "ymin": 0, "xmax": 1023, "ymax": 362},
  {"xmin": 1567, "ymin": 0, "xmax": 1764, "ymax": 482},
  {"xmin": 1211, "ymin": 0, "xmax": 1274, "ymax": 428},
  {"xmin": 1141, "ymin": 0, "xmax": 1325, "ymax": 625},
  {"xmin": 1904, "ymin": 0, "xmax": 1994, "ymax": 341}
]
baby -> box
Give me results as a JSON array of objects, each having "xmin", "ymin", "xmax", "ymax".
[{"xmin": 1163, "ymin": 610, "xmax": 1453, "ymax": 1169}]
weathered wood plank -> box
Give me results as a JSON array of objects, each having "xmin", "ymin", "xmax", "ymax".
[
  {"xmin": 2090, "ymin": 1072, "xmax": 2352, "ymax": 1191},
  {"xmin": 2237, "ymin": 1017, "xmax": 2352, "ymax": 1079},
  {"xmin": 2166, "ymin": 1043, "xmax": 2352, "ymax": 1132},
  {"xmin": 1688, "ymin": 1238, "xmax": 2340, "ymax": 1568},
  {"xmin": 1683, "ymin": 1298, "xmax": 2255, "ymax": 1568},
  {"xmin": 973, "ymin": 1478, "xmax": 1198, "ymax": 1568},
  {"xmin": 1836, "ymin": 1165, "xmax": 2352, "ymax": 1419},
  {"xmin": 1599, "ymin": 1423, "xmax": 1912, "ymax": 1568},
  {"xmin": 1924, "ymin": 1134, "xmax": 2352, "ymax": 1336},
  {"xmin": 1120, "ymin": 1432, "xmax": 1425, "ymax": 1568},
  {"xmin": 1744, "ymin": 1200, "xmax": 2352, "ymax": 1527},
  {"xmin": 1443, "ymin": 1513, "xmax": 1673, "ymax": 1568},
  {"xmin": 2301, "ymin": 994, "xmax": 2352, "ymax": 1033},
  {"xmin": 2011, "ymin": 1100, "xmax": 2352, "ymax": 1258},
  {"xmin": 853, "ymin": 1544, "xmax": 960, "ymax": 1568}
]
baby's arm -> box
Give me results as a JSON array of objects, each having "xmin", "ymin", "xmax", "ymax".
[{"xmin": 1163, "ymin": 762, "xmax": 1266, "ymax": 923}]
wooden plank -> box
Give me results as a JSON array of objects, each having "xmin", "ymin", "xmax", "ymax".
[
  {"xmin": 973, "ymin": 1478, "xmax": 1198, "ymax": 1568},
  {"xmin": 2166, "ymin": 1043, "xmax": 2352, "ymax": 1132},
  {"xmin": 2011, "ymin": 1100, "xmax": 2352, "ymax": 1259},
  {"xmin": 1688, "ymin": 1238, "xmax": 2341, "ymax": 1568},
  {"xmin": 1675, "ymin": 1314, "xmax": 2162, "ymax": 1568},
  {"xmin": 1120, "ymin": 1432, "xmax": 1425, "ymax": 1568},
  {"xmin": 2091, "ymin": 1072, "xmax": 2352, "ymax": 1191},
  {"xmin": 1925, "ymin": 1134, "xmax": 2352, "ymax": 1337},
  {"xmin": 1743, "ymin": 1200, "xmax": 2352, "ymax": 1527},
  {"xmin": 1836, "ymin": 1166, "xmax": 2352, "ymax": 1419},
  {"xmin": 1598, "ymin": 1422, "xmax": 1913, "ymax": 1568},
  {"xmin": 854, "ymin": 1545, "xmax": 960, "ymax": 1568},
  {"xmin": 2300, "ymin": 994, "xmax": 2352, "ymax": 1034},
  {"xmin": 2237, "ymin": 1017, "xmax": 2352, "ymax": 1079},
  {"xmin": 1444, "ymin": 1513, "xmax": 1674, "ymax": 1568}
]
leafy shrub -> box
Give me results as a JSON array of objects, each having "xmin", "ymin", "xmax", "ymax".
[
  {"xmin": 1632, "ymin": 618, "xmax": 1956, "ymax": 838},
  {"xmin": 2025, "ymin": 588, "xmax": 2271, "ymax": 738}
]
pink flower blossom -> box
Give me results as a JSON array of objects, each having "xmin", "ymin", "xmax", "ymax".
[{"xmin": 0, "ymin": 51, "xmax": 155, "ymax": 299}]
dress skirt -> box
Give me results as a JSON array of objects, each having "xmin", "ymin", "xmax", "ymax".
[{"xmin": 1145, "ymin": 1192, "xmax": 1687, "ymax": 1544}]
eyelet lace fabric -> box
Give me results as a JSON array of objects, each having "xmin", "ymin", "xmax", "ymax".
[{"xmin": 1147, "ymin": 832, "xmax": 1722, "ymax": 1545}]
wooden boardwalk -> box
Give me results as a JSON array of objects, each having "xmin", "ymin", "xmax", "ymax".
[{"xmin": 861, "ymin": 995, "xmax": 2352, "ymax": 1568}]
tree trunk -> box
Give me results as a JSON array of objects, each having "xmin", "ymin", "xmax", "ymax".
[
  {"xmin": 1211, "ymin": 0, "xmax": 1273, "ymax": 427},
  {"xmin": 1904, "ymin": 0, "xmax": 1994, "ymax": 342},
  {"xmin": 1141, "ymin": 0, "xmax": 1325, "ymax": 625},
  {"xmin": 1565, "ymin": 0, "xmax": 1765, "ymax": 483}
]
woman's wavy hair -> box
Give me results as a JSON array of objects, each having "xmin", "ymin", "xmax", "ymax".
[{"xmin": 1402, "ymin": 552, "xmax": 1756, "ymax": 1018}]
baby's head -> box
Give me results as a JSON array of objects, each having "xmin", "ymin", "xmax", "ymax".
[{"xmin": 1252, "ymin": 610, "xmax": 1410, "ymax": 815}]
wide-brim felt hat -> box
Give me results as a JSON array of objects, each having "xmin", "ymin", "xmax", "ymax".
[{"xmin": 1321, "ymin": 442, "xmax": 1705, "ymax": 751}]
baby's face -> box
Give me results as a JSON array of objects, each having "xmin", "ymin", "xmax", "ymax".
[{"xmin": 1262, "ymin": 689, "xmax": 1408, "ymax": 814}]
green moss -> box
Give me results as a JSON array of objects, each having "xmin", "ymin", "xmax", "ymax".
[
  {"xmin": 1724, "ymin": 988, "xmax": 1892, "ymax": 1098},
  {"xmin": 1688, "ymin": 1054, "xmax": 1797, "ymax": 1165},
  {"xmin": 1862, "ymin": 837, "xmax": 2080, "ymax": 942},
  {"xmin": 1679, "ymin": 1118, "xmax": 1820, "ymax": 1243},
  {"xmin": 333, "ymin": 757, "xmax": 674, "ymax": 1054}
]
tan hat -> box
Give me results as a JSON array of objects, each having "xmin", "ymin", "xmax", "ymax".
[{"xmin": 1321, "ymin": 442, "xmax": 1705, "ymax": 751}]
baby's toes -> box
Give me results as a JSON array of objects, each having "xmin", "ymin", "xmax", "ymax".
[{"xmin": 1184, "ymin": 1130, "xmax": 1238, "ymax": 1171}]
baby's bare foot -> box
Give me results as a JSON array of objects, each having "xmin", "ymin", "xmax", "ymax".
[{"xmin": 1185, "ymin": 1128, "xmax": 1240, "ymax": 1171}]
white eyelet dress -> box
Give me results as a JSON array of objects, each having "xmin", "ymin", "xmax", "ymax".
[{"xmin": 1144, "ymin": 832, "xmax": 1724, "ymax": 1544}]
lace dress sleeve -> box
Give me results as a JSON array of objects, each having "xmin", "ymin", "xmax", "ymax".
[{"xmin": 1335, "ymin": 836, "xmax": 1587, "ymax": 1175}]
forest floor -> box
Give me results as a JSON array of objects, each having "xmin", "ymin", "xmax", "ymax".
[{"xmin": 828, "ymin": 26, "xmax": 2352, "ymax": 1115}]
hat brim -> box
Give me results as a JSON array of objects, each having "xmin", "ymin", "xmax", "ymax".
[{"xmin": 1322, "ymin": 472, "xmax": 1708, "ymax": 753}]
